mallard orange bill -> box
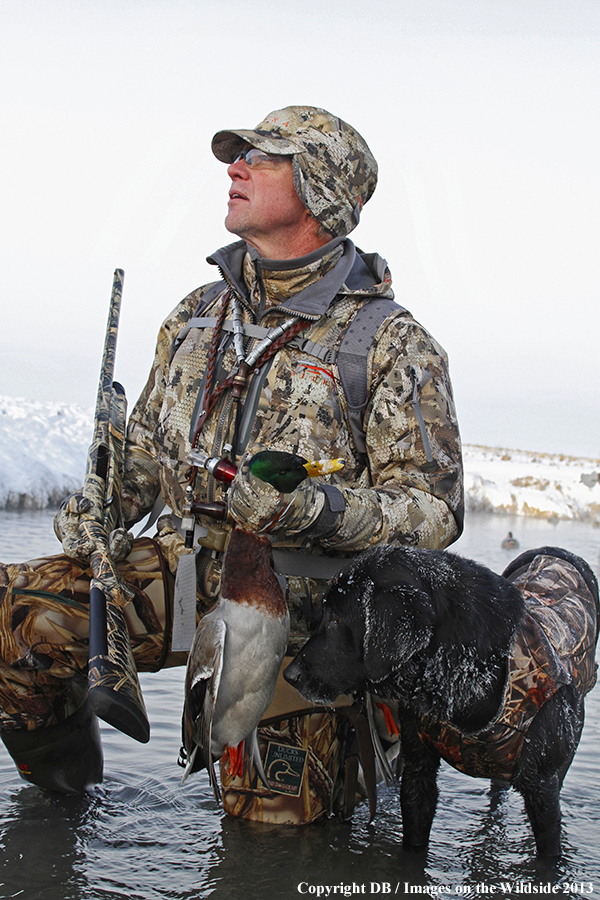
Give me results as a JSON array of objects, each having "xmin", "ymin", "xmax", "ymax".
[{"xmin": 302, "ymin": 458, "xmax": 345, "ymax": 478}]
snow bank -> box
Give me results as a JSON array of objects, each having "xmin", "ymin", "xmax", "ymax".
[
  {"xmin": 0, "ymin": 396, "xmax": 92, "ymax": 509},
  {"xmin": 464, "ymin": 444, "xmax": 600, "ymax": 524},
  {"xmin": 1, "ymin": 396, "xmax": 599, "ymax": 521}
]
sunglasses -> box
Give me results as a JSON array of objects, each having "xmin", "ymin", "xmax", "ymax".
[{"xmin": 232, "ymin": 147, "xmax": 290, "ymax": 167}]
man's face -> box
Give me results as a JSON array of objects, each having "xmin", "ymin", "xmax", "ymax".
[{"xmin": 224, "ymin": 147, "xmax": 316, "ymax": 258}]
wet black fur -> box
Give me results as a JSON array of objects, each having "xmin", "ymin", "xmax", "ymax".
[{"xmin": 284, "ymin": 544, "xmax": 599, "ymax": 857}]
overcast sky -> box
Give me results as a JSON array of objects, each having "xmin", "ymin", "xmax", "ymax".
[{"xmin": 1, "ymin": 0, "xmax": 599, "ymax": 457}]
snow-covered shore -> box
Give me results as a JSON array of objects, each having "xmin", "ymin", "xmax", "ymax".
[
  {"xmin": 1, "ymin": 395, "xmax": 599, "ymax": 522},
  {"xmin": 464, "ymin": 444, "xmax": 599, "ymax": 523},
  {"xmin": 0, "ymin": 396, "xmax": 93, "ymax": 510}
]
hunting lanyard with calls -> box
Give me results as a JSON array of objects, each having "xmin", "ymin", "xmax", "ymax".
[{"xmin": 182, "ymin": 288, "xmax": 309, "ymax": 546}]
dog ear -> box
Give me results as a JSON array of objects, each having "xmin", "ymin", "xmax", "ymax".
[
  {"xmin": 363, "ymin": 583, "xmax": 435, "ymax": 685},
  {"xmin": 371, "ymin": 562, "xmax": 424, "ymax": 592}
]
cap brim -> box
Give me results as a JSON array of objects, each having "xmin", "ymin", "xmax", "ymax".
[{"xmin": 211, "ymin": 128, "xmax": 303, "ymax": 163}]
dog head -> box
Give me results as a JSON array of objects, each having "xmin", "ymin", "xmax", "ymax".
[{"xmin": 284, "ymin": 545, "xmax": 436, "ymax": 703}]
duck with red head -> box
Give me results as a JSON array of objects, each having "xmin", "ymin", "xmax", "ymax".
[
  {"xmin": 179, "ymin": 526, "xmax": 289, "ymax": 798},
  {"xmin": 179, "ymin": 449, "xmax": 344, "ymax": 800}
]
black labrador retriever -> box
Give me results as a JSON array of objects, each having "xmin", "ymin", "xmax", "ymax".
[{"xmin": 284, "ymin": 545, "xmax": 599, "ymax": 857}]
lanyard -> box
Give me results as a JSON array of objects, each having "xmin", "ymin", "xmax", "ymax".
[{"xmin": 186, "ymin": 289, "xmax": 309, "ymax": 485}]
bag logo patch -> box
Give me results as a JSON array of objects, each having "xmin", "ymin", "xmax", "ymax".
[{"xmin": 264, "ymin": 741, "xmax": 308, "ymax": 796}]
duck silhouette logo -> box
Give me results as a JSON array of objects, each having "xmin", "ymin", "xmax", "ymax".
[{"xmin": 264, "ymin": 742, "xmax": 308, "ymax": 796}]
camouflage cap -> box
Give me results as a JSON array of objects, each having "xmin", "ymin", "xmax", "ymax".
[{"xmin": 212, "ymin": 106, "xmax": 378, "ymax": 238}]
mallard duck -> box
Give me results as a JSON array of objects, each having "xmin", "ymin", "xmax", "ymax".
[
  {"xmin": 179, "ymin": 450, "xmax": 344, "ymax": 800},
  {"xmin": 244, "ymin": 449, "xmax": 343, "ymax": 492}
]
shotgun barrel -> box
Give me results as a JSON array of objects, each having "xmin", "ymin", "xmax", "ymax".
[{"xmin": 79, "ymin": 269, "xmax": 150, "ymax": 743}]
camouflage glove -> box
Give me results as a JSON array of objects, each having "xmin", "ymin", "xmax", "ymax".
[
  {"xmin": 54, "ymin": 492, "xmax": 95, "ymax": 560},
  {"xmin": 226, "ymin": 460, "xmax": 325, "ymax": 536},
  {"xmin": 54, "ymin": 492, "xmax": 133, "ymax": 562}
]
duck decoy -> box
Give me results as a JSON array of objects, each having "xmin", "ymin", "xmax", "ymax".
[
  {"xmin": 581, "ymin": 471, "xmax": 600, "ymax": 489},
  {"xmin": 179, "ymin": 450, "xmax": 344, "ymax": 800},
  {"xmin": 501, "ymin": 531, "xmax": 520, "ymax": 550}
]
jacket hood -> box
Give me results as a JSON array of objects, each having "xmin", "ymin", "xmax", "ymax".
[{"xmin": 206, "ymin": 238, "xmax": 394, "ymax": 320}]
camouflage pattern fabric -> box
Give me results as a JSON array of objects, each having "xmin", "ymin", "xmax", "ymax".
[
  {"xmin": 219, "ymin": 708, "xmax": 343, "ymax": 825},
  {"xmin": 225, "ymin": 463, "xmax": 327, "ymax": 536},
  {"xmin": 418, "ymin": 554, "xmax": 599, "ymax": 780},
  {"xmin": 211, "ymin": 106, "xmax": 378, "ymax": 238},
  {"xmin": 0, "ymin": 236, "xmax": 463, "ymax": 742},
  {"xmin": 0, "ymin": 539, "xmax": 173, "ymax": 732},
  {"xmin": 125, "ymin": 238, "xmax": 464, "ymax": 651}
]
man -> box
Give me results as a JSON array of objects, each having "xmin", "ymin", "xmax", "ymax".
[{"xmin": 0, "ymin": 106, "xmax": 463, "ymax": 795}]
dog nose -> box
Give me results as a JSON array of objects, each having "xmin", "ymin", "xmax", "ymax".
[{"xmin": 283, "ymin": 660, "xmax": 301, "ymax": 686}]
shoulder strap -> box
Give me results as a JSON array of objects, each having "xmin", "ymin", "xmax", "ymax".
[
  {"xmin": 169, "ymin": 281, "xmax": 226, "ymax": 364},
  {"xmin": 169, "ymin": 278, "xmax": 403, "ymax": 460},
  {"xmin": 336, "ymin": 297, "xmax": 403, "ymax": 456}
]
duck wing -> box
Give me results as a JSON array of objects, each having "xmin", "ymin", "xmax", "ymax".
[
  {"xmin": 247, "ymin": 726, "xmax": 269, "ymax": 787},
  {"xmin": 181, "ymin": 528, "xmax": 290, "ymax": 798},
  {"xmin": 180, "ymin": 613, "xmax": 226, "ymax": 798},
  {"xmin": 365, "ymin": 692, "xmax": 396, "ymax": 786}
]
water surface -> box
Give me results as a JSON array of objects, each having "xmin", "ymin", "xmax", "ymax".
[{"xmin": 0, "ymin": 510, "xmax": 599, "ymax": 898}]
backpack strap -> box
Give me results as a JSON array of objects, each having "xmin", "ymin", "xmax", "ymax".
[
  {"xmin": 288, "ymin": 297, "xmax": 404, "ymax": 457},
  {"xmin": 169, "ymin": 281, "xmax": 227, "ymax": 364},
  {"xmin": 336, "ymin": 297, "xmax": 403, "ymax": 457}
]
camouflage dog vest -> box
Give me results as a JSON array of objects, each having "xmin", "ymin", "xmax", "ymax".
[{"xmin": 419, "ymin": 554, "xmax": 598, "ymax": 780}]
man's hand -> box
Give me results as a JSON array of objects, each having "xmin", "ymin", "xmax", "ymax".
[
  {"xmin": 226, "ymin": 456, "xmax": 325, "ymax": 536},
  {"xmin": 54, "ymin": 493, "xmax": 133, "ymax": 562},
  {"xmin": 53, "ymin": 492, "xmax": 95, "ymax": 560}
]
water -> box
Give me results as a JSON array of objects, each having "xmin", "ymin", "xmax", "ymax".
[{"xmin": 0, "ymin": 509, "xmax": 599, "ymax": 899}]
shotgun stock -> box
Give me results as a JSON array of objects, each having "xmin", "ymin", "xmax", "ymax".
[{"xmin": 79, "ymin": 269, "xmax": 150, "ymax": 743}]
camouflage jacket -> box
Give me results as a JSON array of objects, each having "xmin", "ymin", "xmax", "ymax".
[
  {"xmin": 419, "ymin": 554, "xmax": 598, "ymax": 780},
  {"xmin": 124, "ymin": 238, "xmax": 464, "ymax": 644}
]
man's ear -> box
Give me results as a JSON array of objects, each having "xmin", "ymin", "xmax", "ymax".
[{"xmin": 363, "ymin": 585, "xmax": 435, "ymax": 685}]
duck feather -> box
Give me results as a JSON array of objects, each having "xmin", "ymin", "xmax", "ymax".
[{"xmin": 181, "ymin": 528, "xmax": 290, "ymax": 799}]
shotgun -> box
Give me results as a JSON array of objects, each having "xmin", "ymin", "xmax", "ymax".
[{"xmin": 78, "ymin": 268, "xmax": 150, "ymax": 743}]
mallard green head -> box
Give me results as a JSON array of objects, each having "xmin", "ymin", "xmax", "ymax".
[{"xmin": 248, "ymin": 450, "xmax": 344, "ymax": 493}]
